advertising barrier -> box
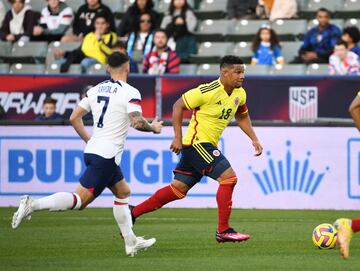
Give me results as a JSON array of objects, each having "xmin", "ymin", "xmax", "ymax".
[
  {"xmin": 1, "ymin": 126, "xmax": 359, "ymax": 210},
  {"xmin": 1, "ymin": 75, "xmax": 360, "ymax": 121}
]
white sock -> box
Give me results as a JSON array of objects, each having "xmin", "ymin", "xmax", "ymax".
[
  {"xmin": 32, "ymin": 192, "xmax": 81, "ymax": 211},
  {"xmin": 113, "ymin": 197, "xmax": 136, "ymax": 246}
]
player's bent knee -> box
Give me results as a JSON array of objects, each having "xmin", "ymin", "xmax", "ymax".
[
  {"xmin": 171, "ymin": 180, "xmax": 190, "ymax": 196},
  {"xmin": 219, "ymin": 176, "xmax": 238, "ymax": 186}
]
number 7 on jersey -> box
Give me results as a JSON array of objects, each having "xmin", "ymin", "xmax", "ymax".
[{"xmin": 97, "ymin": 96, "xmax": 109, "ymax": 128}]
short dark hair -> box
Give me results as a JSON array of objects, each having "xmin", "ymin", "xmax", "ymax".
[
  {"xmin": 154, "ymin": 29, "xmax": 168, "ymax": 39},
  {"xmin": 43, "ymin": 97, "xmax": 56, "ymax": 105},
  {"xmin": 107, "ymin": 52, "xmax": 130, "ymax": 68},
  {"xmin": 343, "ymin": 26, "xmax": 360, "ymax": 44},
  {"xmin": 335, "ymin": 39, "xmax": 348, "ymax": 48},
  {"xmin": 94, "ymin": 12, "xmax": 109, "ymax": 23},
  {"xmin": 113, "ymin": 40, "xmax": 126, "ymax": 50},
  {"xmin": 220, "ymin": 55, "xmax": 244, "ymax": 69},
  {"xmin": 317, "ymin": 7, "xmax": 331, "ymax": 16}
]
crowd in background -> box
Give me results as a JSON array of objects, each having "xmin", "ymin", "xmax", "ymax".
[{"xmin": 0, "ymin": 0, "xmax": 359, "ymax": 75}]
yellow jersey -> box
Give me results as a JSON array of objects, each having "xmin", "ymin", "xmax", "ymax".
[
  {"xmin": 81, "ymin": 31, "xmax": 117, "ymax": 64},
  {"xmin": 182, "ymin": 78, "xmax": 248, "ymax": 147}
]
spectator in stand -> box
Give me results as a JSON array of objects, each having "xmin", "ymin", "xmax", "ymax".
[
  {"xmin": 292, "ymin": 8, "xmax": 341, "ymax": 64},
  {"xmin": 0, "ymin": 0, "xmax": 37, "ymax": 42},
  {"xmin": 0, "ymin": 1, "xmax": 6, "ymax": 25},
  {"xmin": 143, "ymin": 29, "xmax": 180, "ymax": 75},
  {"xmin": 227, "ymin": 0, "xmax": 257, "ymax": 20},
  {"xmin": 113, "ymin": 40, "xmax": 138, "ymax": 73},
  {"xmin": 161, "ymin": 0, "xmax": 197, "ymax": 63},
  {"xmin": 342, "ymin": 26, "xmax": 360, "ymax": 58},
  {"xmin": 117, "ymin": 0, "xmax": 160, "ymax": 38},
  {"xmin": 126, "ymin": 12, "xmax": 154, "ymax": 68},
  {"xmin": 329, "ymin": 39, "xmax": 359, "ymax": 75},
  {"xmin": 34, "ymin": 97, "xmax": 63, "ymax": 121},
  {"xmin": 251, "ymin": 24, "xmax": 283, "ymax": 65},
  {"xmin": 269, "ymin": 0, "xmax": 297, "ymax": 21},
  {"xmin": 61, "ymin": 0, "xmax": 115, "ymax": 42},
  {"xmin": 32, "ymin": 0, "xmax": 73, "ymax": 42},
  {"xmin": 54, "ymin": 13, "xmax": 117, "ymax": 73}
]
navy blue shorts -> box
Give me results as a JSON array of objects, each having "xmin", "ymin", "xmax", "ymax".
[
  {"xmin": 79, "ymin": 153, "xmax": 124, "ymax": 198},
  {"xmin": 173, "ymin": 143, "xmax": 231, "ymax": 188}
]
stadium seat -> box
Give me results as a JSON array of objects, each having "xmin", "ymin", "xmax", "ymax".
[
  {"xmin": 88, "ymin": 63, "xmax": 107, "ymax": 75},
  {"xmin": 10, "ymin": 63, "xmax": 45, "ymax": 74},
  {"xmin": 0, "ymin": 63, "xmax": 9, "ymax": 73},
  {"xmin": 123, "ymin": 0, "xmax": 135, "ymax": 10},
  {"xmin": 196, "ymin": 63, "xmax": 219, "ymax": 75},
  {"xmin": 196, "ymin": 0, "xmax": 226, "ymax": 19},
  {"xmin": 227, "ymin": 20, "xmax": 268, "ymax": 41},
  {"xmin": 345, "ymin": 18, "xmax": 360, "ymax": 29},
  {"xmin": 280, "ymin": 41, "xmax": 302, "ymax": 63},
  {"xmin": 190, "ymin": 42, "xmax": 235, "ymax": 63},
  {"xmin": 157, "ymin": 0, "xmax": 194, "ymax": 11},
  {"xmin": 27, "ymin": 0, "xmax": 45, "ymax": 12},
  {"xmin": 45, "ymin": 63, "xmax": 82, "ymax": 74},
  {"xmin": 336, "ymin": 0, "xmax": 360, "ymax": 18},
  {"xmin": 306, "ymin": 63, "xmax": 329, "ymax": 75},
  {"xmin": 180, "ymin": 64, "xmax": 198, "ymax": 75},
  {"xmin": 64, "ymin": 0, "xmax": 85, "ymax": 13},
  {"xmin": 269, "ymin": 64, "xmax": 306, "ymax": 75},
  {"xmin": 102, "ymin": 0, "xmax": 123, "ymax": 13},
  {"xmin": 245, "ymin": 65, "xmax": 270, "ymax": 75},
  {"xmin": 297, "ymin": 0, "xmax": 309, "ymax": 11},
  {"xmin": 0, "ymin": 42, "xmax": 12, "ymax": 62},
  {"xmin": 195, "ymin": 19, "xmax": 229, "ymax": 42},
  {"xmin": 307, "ymin": 19, "xmax": 344, "ymax": 31},
  {"xmin": 232, "ymin": 42, "xmax": 253, "ymax": 63},
  {"xmin": 271, "ymin": 19, "xmax": 307, "ymax": 41},
  {"xmin": 46, "ymin": 41, "xmax": 81, "ymax": 66},
  {"xmin": 305, "ymin": 0, "xmax": 343, "ymax": 12},
  {"xmin": 10, "ymin": 41, "xmax": 48, "ymax": 64}
]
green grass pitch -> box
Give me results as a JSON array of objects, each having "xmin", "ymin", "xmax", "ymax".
[{"xmin": 1, "ymin": 208, "xmax": 359, "ymax": 271}]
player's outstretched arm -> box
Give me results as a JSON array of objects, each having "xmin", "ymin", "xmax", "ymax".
[
  {"xmin": 70, "ymin": 106, "xmax": 91, "ymax": 143},
  {"xmin": 128, "ymin": 111, "xmax": 163, "ymax": 133},
  {"xmin": 170, "ymin": 97, "xmax": 187, "ymax": 155},
  {"xmin": 349, "ymin": 95, "xmax": 360, "ymax": 131},
  {"xmin": 235, "ymin": 110, "xmax": 263, "ymax": 156}
]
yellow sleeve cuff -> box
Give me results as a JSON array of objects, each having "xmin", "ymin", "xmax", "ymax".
[{"xmin": 182, "ymin": 94, "xmax": 192, "ymax": 110}]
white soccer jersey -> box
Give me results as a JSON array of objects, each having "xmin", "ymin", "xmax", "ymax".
[
  {"xmin": 78, "ymin": 79, "xmax": 142, "ymax": 164},
  {"xmin": 40, "ymin": 3, "xmax": 73, "ymax": 30}
]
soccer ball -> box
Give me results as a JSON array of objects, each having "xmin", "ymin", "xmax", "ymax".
[{"xmin": 312, "ymin": 223, "xmax": 337, "ymax": 249}]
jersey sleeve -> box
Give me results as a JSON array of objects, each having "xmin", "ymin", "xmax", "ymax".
[
  {"xmin": 237, "ymin": 89, "xmax": 248, "ymax": 115},
  {"xmin": 182, "ymin": 86, "xmax": 207, "ymax": 110},
  {"xmin": 127, "ymin": 88, "xmax": 143, "ymax": 113},
  {"xmin": 78, "ymin": 97, "xmax": 91, "ymax": 112}
]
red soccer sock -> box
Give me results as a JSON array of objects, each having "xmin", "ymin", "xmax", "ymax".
[
  {"xmin": 351, "ymin": 218, "xmax": 360, "ymax": 233},
  {"xmin": 216, "ymin": 176, "xmax": 238, "ymax": 233},
  {"xmin": 132, "ymin": 184, "xmax": 185, "ymax": 218}
]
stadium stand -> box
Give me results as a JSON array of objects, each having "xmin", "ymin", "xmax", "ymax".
[
  {"xmin": 45, "ymin": 63, "xmax": 82, "ymax": 74},
  {"xmin": 245, "ymin": 65, "xmax": 270, "ymax": 75},
  {"xmin": 0, "ymin": 63, "xmax": 9, "ymax": 73},
  {"xmin": 196, "ymin": 63, "xmax": 219, "ymax": 75},
  {"xmin": 0, "ymin": 0, "xmax": 358, "ymax": 75},
  {"xmin": 269, "ymin": 64, "xmax": 306, "ymax": 75},
  {"xmin": 306, "ymin": 63, "xmax": 329, "ymax": 75},
  {"xmin": 88, "ymin": 63, "xmax": 107, "ymax": 75},
  {"xmin": 10, "ymin": 63, "xmax": 45, "ymax": 74}
]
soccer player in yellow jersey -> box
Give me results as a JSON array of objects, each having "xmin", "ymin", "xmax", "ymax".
[
  {"xmin": 132, "ymin": 55, "xmax": 263, "ymax": 242},
  {"xmin": 332, "ymin": 92, "xmax": 360, "ymax": 259}
]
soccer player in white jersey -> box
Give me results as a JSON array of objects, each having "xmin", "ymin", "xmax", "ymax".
[{"xmin": 11, "ymin": 52, "xmax": 163, "ymax": 257}]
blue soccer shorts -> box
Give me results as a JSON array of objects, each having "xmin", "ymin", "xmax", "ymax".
[
  {"xmin": 173, "ymin": 143, "xmax": 231, "ymax": 188},
  {"xmin": 79, "ymin": 153, "xmax": 124, "ymax": 198}
]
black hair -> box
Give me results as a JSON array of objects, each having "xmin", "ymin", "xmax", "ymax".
[
  {"xmin": 335, "ymin": 39, "xmax": 348, "ymax": 48},
  {"xmin": 43, "ymin": 97, "xmax": 57, "ymax": 105},
  {"xmin": 251, "ymin": 26, "xmax": 281, "ymax": 52},
  {"xmin": 130, "ymin": 0, "xmax": 154, "ymax": 12},
  {"xmin": 342, "ymin": 26, "xmax": 360, "ymax": 44},
  {"xmin": 220, "ymin": 55, "xmax": 244, "ymax": 69},
  {"xmin": 169, "ymin": 0, "xmax": 192, "ymax": 15},
  {"xmin": 154, "ymin": 28, "xmax": 168, "ymax": 38},
  {"xmin": 107, "ymin": 52, "xmax": 130, "ymax": 68},
  {"xmin": 94, "ymin": 12, "xmax": 109, "ymax": 23},
  {"xmin": 135, "ymin": 12, "xmax": 154, "ymax": 32},
  {"xmin": 316, "ymin": 7, "xmax": 331, "ymax": 17}
]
